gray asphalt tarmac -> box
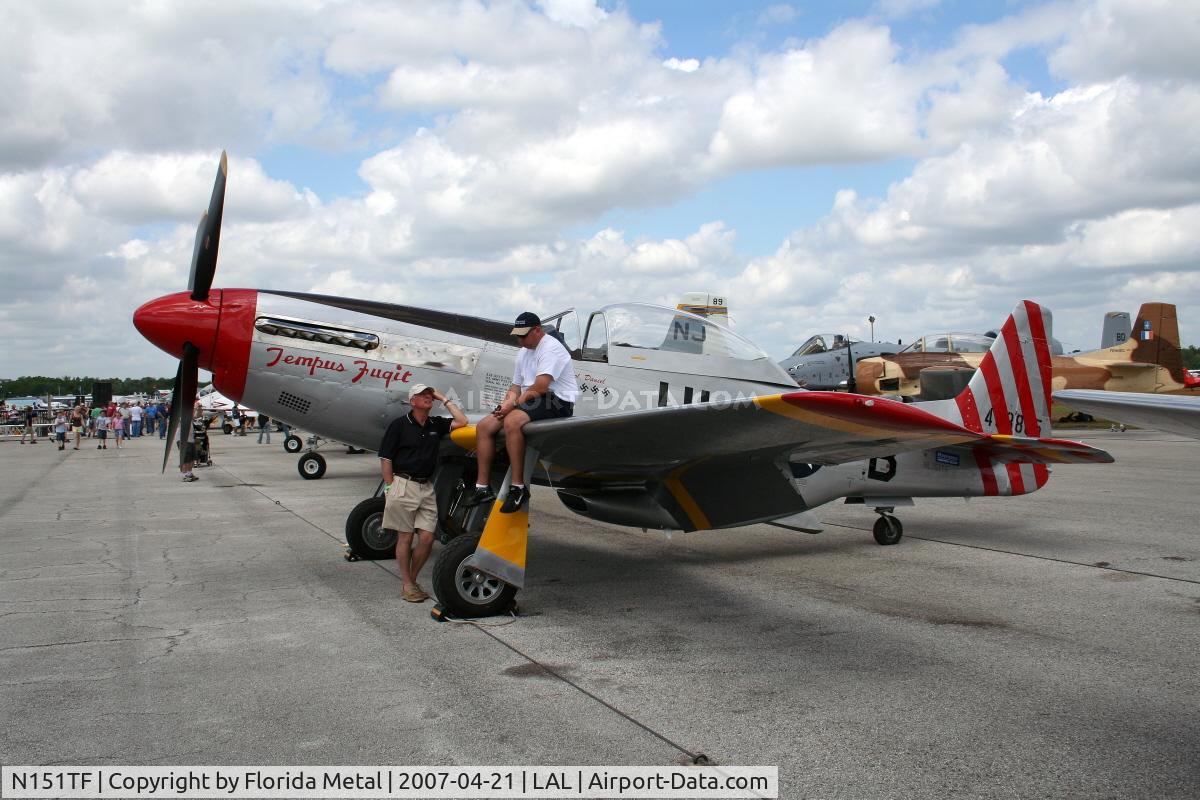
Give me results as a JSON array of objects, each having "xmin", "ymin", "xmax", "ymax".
[{"xmin": 2, "ymin": 429, "xmax": 1198, "ymax": 798}]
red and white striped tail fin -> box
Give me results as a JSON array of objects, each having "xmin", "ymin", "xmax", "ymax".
[
  {"xmin": 953, "ymin": 300, "xmax": 1054, "ymax": 438},
  {"xmin": 913, "ymin": 302, "xmax": 1111, "ymax": 497}
]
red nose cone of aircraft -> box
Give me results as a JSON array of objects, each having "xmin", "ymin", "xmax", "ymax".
[{"xmin": 133, "ymin": 291, "xmax": 221, "ymax": 370}]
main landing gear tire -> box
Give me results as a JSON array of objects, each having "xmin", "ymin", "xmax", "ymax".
[
  {"xmin": 344, "ymin": 496, "xmax": 395, "ymax": 560},
  {"xmin": 873, "ymin": 515, "xmax": 903, "ymax": 546},
  {"xmin": 298, "ymin": 452, "xmax": 327, "ymax": 480},
  {"xmin": 432, "ymin": 535, "xmax": 517, "ymax": 618},
  {"xmin": 223, "ymin": 422, "xmax": 233, "ymax": 435},
  {"xmin": 284, "ymin": 435, "xmax": 304, "ymax": 453}
]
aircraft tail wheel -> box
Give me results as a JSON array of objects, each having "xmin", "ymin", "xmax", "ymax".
[
  {"xmin": 298, "ymin": 452, "xmax": 327, "ymax": 480},
  {"xmin": 344, "ymin": 496, "xmax": 395, "ymax": 560},
  {"xmin": 431, "ymin": 535, "xmax": 518, "ymax": 618},
  {"xmin": 872, "ymin": 515, "xmax": 903, "ymax": 546},
  {"xmin": 284, "ymin": 435, "xmax": 303, "ymax": 453}
]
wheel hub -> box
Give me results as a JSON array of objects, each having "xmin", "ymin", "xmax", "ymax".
[
  {"xmin": 361, "ymin": 512, "xmax": 395, "ymax": 551},
  {"xmin": 457, "ymin": 565, "xmax": 503, "ymax": 604}
]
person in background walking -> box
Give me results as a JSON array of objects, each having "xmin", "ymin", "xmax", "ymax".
[
  {"xmin": 69, "ymin": 403, "xmax": 85, "ymax": 449},
  {"xmin": 112, "ymin": 408, "xmax": 125, "ymax": 448},
  {"xmin": 256, "ymin": 412, "xmax": 271, "ymax": 444},
  {"xmin": 119, "ymin": 403, "xmax": 132, "ymax": 439},
  {"xmin": 19, "ymin": 405, "xmax": 38, "ymax": 444},
  {"xmin": 95, "ymin": 412, "xmax": 110, "ymax": 449},
  {"xmin": 90, "ymin": 403, "xmax": 102, "ymax": 439},
  {"xmin": 53, "ymin": 411, "xmax": 69, "ymax": 451},
  {"xmin": 129, "ymin": 402, "xmax": 144, "ymax": 437}
]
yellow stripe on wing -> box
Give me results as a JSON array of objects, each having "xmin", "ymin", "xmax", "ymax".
[
  {"xmin": 752, "ymin": 393, "xmax": 886, "ymax": 436},
  {"xmin": 753, "ymin": 393, "xmax": 966, "ymax": 444},
  {"xmin": 662, "ymin": 476, "xmax": 711, "ymax": 531}
]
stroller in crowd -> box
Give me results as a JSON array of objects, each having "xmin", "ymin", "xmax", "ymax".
[{"xmin": 193, "ymin": 417, "xmax": 213, "ymax": 467}]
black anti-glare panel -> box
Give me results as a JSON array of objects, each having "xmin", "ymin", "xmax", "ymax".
[{"xmin": 260, "ymin": 291, "xmax": 515, "ymax": 346}]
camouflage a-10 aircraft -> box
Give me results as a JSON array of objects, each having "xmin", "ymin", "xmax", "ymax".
[
  {"xmin": 854, "ymin": 303, "xmax": 1200, "ymax": 399},
  {"xmin": 779, "ymin": 334, "xmax": 900, "ymax": 390}
]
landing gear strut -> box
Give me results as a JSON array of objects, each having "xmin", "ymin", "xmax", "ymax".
[{"xmin": 872, "ymin": 508, "xmax": 903, "ymax": 545}]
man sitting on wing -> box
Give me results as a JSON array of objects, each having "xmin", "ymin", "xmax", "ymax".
[{"xmin": 469, "ymin": 311, "xmax": 579, "ymax": 513}]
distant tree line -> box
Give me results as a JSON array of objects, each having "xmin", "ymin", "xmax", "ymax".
[
  {"xmin": 0, "ymin": 376, "xmax": 173, "ymax": 399},
  {"xmin": 2, "ymin": 348, "xmax": 1198, "ymax": 399}
]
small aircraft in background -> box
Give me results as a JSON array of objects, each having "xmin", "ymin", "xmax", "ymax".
[
  {"xmin": 675, "ymin": 291, "xmax": 730, "ymax": 324},
  {"xmin": 779, "ymin": 326, "xmax": 1066, "ymax": 392},
  {"xmin": 197, "ymin": 384, "xmax": 254, "ymax": 430},
  {"xmin": 779, "ymin": 334, "xmax": 900, "ymax": 390},
  {"xmin": 1100, "ymin": 311, "xmax": 1132, "ymax": 349},
  {"xmin": 134, "ymin": 154, "xmax": 1114, "ymax": 618},
  {"xmin": 854, "ymin": 302, "xmax": 1199, "ymax": 400}
]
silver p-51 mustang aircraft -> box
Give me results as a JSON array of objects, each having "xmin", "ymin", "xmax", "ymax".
[{"xmin": 135, "ymin": 154, "xmax": 1114, "ymax": 617}]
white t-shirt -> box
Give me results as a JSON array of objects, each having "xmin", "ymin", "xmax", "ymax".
[
  {"xmin": 513, "ymin": 335, "xmax": 578, "ymax": 402},
  {"xmin": 130, "ymin": 406, "xmax": 144, "ymax": 422}
]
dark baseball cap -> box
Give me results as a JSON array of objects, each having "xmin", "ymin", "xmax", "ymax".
[{"xmin": 510, "ymin": 311, "xmax": 541, "ymax": 336}]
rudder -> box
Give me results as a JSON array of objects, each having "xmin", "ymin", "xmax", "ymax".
[
  {"xmin": 1130, "ymin": 302, "xmax": 1185, "ymax": 380},
  {"xmin": 954, "ymin": 300, "xmax": 1054, "ymax": 438}
]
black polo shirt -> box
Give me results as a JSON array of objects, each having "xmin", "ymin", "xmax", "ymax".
[{"xmin": 378, "ymin": 412, "xmax": 453, "ymax": 479}]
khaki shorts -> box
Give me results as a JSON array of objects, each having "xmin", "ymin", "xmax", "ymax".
[{"xmin": 383, "ymin": 477, "xmax": 439, "ymax": 534}]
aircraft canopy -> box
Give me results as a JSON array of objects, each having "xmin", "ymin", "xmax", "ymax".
[{"xmin": 901, "ymin": 333, "xmax": 995, "ymax": 354}]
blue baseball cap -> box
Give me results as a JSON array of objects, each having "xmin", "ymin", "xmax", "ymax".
[{"xmin": 510, "ymin": 311, "xmax": 541, "ymax": 336}]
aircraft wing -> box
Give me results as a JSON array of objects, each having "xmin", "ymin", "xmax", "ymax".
[
  {"xmin": 515, "ymin": 391, "xmax": 1112, "ymax": 478},
  {"xmin": 1055, "ymin": 389, "xmax": 1200, "ymax": 440}
]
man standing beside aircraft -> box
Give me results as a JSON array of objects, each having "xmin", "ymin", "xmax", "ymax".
[
  {"xmin": 379, "ymin": 384, "xmax": 468, "ymax": 603},
  {"xmin": 469, "ymin": 312, "xmax": 579, "ymax": 513}
]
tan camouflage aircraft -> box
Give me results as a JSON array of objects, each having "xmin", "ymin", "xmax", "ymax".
[{"xmin": 855, "ymin": 302, "xmax": 1200, "ymax": 399}]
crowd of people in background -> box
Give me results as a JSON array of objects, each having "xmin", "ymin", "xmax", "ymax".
[{"xmin": 9, "ymin": 399, "xmax": 174, "ymax": 450}]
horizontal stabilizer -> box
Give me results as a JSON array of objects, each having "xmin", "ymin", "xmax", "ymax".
[{"xmin": 965, "ymin": 434, "xmax": 1115, "ymax": 464}]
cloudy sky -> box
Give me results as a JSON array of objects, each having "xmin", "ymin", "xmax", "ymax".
[{"xmin": 2, "ymin": 0, "xmax": 1198, "ymax": 379}]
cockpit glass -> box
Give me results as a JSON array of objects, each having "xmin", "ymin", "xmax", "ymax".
[
  {"xmin": 792, "ymin": 336, "xmax": 827, "ymax": 357},
  {"xmin": 900, "ymin": 333, "xmax": 995, "ymax": 354},
  {"xmin": 949, "ymin": 334, "xmax": 995, "ymax": 353},
  {"xmin": 602, "ymin": 303, "xmax": 768, "ymax": 360}
]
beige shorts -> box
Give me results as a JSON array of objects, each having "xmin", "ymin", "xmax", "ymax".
[{"xmin": 382, "ymin": 477, "xmax": 439, "ymax": 534}]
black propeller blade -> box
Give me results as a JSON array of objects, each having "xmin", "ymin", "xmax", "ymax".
[
  {"xmin": 163, "ymin": 152, "xmax": 227, "ymax": 474},
  {"xmin": 188, "ymin": 151, "xmax": 227, "ymax": 301},
  {"xmin": 161, "ymin": 342, "xmax": 199, "ymax": 473}
]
